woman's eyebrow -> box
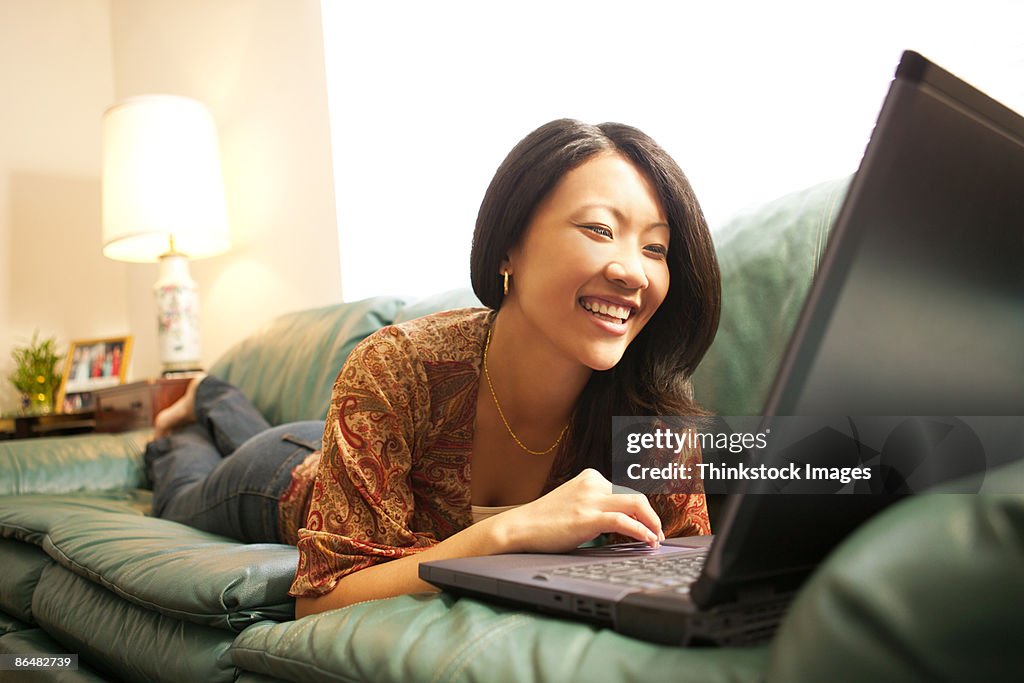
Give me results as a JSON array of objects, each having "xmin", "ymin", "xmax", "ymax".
[{"xmin": 573, "ymin": 203, "xmax": 622, "ymax": 219}]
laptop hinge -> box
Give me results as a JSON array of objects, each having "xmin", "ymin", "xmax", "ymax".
[
  {"xmin": 735, "ymin": 585, "xmax": 777, "ymax": 602},
  {"xmin": 691, "ymin": 569, "xmax": 808, "ymax": 608}
]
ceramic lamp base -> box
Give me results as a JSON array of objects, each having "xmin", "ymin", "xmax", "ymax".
[{"xmin": 155, "ymin": 252, "xmax": 202, "ymax": 372}]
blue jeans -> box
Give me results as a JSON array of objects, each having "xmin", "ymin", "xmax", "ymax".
[{"xmin": 144, "ymin": 376, "xmax": 324, "ymax": 543}]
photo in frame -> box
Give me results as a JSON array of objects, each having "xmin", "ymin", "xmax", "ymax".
[{"xmin": 56, "ymin": 336, "xmax": 133, "ymax": 413}]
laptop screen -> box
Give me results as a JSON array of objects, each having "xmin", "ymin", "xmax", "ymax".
[{"xmin": 695, "ymin": 51, "xmax": 1024, "ymax": 606}]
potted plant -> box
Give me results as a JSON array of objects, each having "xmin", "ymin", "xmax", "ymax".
[{"xmin": 8, "ymin": 332, "xmax": 64, "ymax": 415}]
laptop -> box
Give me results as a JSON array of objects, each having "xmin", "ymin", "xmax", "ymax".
[{"xmin": 419, "ymin": 51, "xmax": 1024, "ymax": 646}]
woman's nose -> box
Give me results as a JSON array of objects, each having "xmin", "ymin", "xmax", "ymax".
[{"xmin": 604, "ymin": 253, "xmax": 648, "ymax": 290}]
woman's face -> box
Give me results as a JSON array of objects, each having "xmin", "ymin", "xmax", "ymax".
[{"xmin": 503, "ymin": 152, "xmax": 671, "ymax": 371}]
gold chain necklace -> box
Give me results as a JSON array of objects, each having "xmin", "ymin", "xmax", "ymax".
[{"xmin": 483, "ymin": 325, "xmax": 569, "ymax": 456}]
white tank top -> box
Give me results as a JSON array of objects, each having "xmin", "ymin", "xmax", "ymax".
[{"xmin": 470, "ymin": 503, "xmax": 520, "ymax": 524}]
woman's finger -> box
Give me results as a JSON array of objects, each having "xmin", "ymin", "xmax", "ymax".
[
  {"xmin": 598, "ymin": 511, "xmax": 661, "ymax": 546},
  {"xmin": 604, "ymin": 493, "xmax": 663, "ymax": 538}
]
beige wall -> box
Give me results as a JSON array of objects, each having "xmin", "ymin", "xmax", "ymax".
[
  {"xmin": 0, "ymin": 0, "xmax": 126, "ymax": 411},
  {"xmin": 1, "ymin": 0, "xmax": 341, "ymax": 411},
  {"xmin": 109, "ymin": 0, "xmax": 341, "ymax": 380}
]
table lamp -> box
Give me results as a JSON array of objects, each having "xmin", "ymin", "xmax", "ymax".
[{"xmin": 101, "ymin": 95, "xmax": 230, "ymax": 373}]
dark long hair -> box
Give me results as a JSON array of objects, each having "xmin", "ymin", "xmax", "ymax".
[{"xmin": 470, "ymin": 119, "xmax": 721, "ymax": 477}]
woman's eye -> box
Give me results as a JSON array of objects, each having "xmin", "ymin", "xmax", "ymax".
[
  {"xmin": 582, "ymin": 224, "xmax": 613, "ymax": 238},
  {"xmin": 644, "ymin": 244, "xmax": 668, "ymax": 258}
]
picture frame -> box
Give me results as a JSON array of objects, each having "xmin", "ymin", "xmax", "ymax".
[{"xmin": 56, "ymin": 336, "xmax": 133, "ymax": 414}]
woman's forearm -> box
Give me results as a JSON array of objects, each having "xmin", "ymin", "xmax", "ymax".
[
  {"xmin": 294, "ymin": 514, "xmax": 517, "ymax": 618},
  {"xmin": 294, "ymin": 469, "xmax": 663, "ymax": 619}
]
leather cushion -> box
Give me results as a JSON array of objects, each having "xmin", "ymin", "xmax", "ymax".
[
  {"xmin": 692, "ymin": 177, "xmax": 850, "ymax": 415},
  {"xmin": 0, "ymin": 496, "xmax": 296, "ymax": 631},
  {"xmin": 0, "ymin": 627, "xmax": 111, "ymax": 682},
  {"xmin": 0, "ymin": 612, "xmax": 32, "ymax": 637},
  {"xmin": 209, "ymin": 296, "xmax": 406, "ymax": 425},
  {"xmin": 0, "ymin": 538, "xmax": 51, "ymax": 624},
  {"xmin": 32, "ymin": 564, "xmax": 237, "ymax": 683},
  {"xmin": 0, "ymin": 494, "xmax": 148, "ymax": 544},
  {"xmin": 231, "ymin": 593, "xmax": 769, "ymax": 683},
  {"xmin": 766, "ymin": 490, "xmax": 1024, "ymax": 682},
  {"xmin": 0, "ymin": 432, "xmax": 148, "ymax": 496},
  {"xmin": 392, "ymin": 288, "xmax": 483, "ymax": 324}
]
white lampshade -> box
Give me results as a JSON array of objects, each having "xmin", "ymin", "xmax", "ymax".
[{"xmin": 102, "ymin": 95, "xmax": 230, "ymax": 262}]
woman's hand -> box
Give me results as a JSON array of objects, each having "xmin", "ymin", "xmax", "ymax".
[
  {"xmin": 153, "ymin": 373, "xmax": 206, "ymax": 438},
  {"xmin": 295, "ymin": 469, "xmax": 662, "ymax": 618},
  {"xmin": 494, "ymin": 468, "xmax": 664, "ymax": 553}
]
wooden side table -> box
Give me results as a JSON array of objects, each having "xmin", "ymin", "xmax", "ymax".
[
  {"xmin": 94, "ymin": 378, "xmax": 193, "ymax": 433},
  {"xmin": 0, "ymin": 412, "xmax": 97, "ymax": 440}
]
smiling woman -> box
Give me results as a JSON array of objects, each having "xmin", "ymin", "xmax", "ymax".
[
  {"xmin": 143, "ymin": 119, "xmax": 721, "ymax": 619},
  {"xmin": 469, "ymin": 120, "xmax": 721, "ymax": 495}
]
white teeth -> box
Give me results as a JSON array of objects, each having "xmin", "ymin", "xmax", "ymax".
[{"xmin": 581, "ymin": 299, "xmax": 631, "ymax": 321}]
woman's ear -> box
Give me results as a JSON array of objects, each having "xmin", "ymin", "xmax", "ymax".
[
  {"xmin": 499, "ymin": 255, "xmax": 512, "ymax": 277},
  {"xmin": 499, "ymin": 256, "xmax": 513, "ymax": 297}
]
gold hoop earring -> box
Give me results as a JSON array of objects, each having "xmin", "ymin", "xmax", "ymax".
[{"xmin": 503, "ymin": 272, "xmax": 509, "ymax": 297}]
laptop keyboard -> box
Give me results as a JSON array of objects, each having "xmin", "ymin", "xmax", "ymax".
[{"xmin": 543, "ymin": 549, "xmax": 708, "ymax": 594}]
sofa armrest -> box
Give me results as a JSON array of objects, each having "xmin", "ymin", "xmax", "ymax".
[
  {"xmin": 0, "ymin": 431, "xmax": 149, "ymax": 496},
  {"xmin": 765, "ymin": 487, "xmax": 1024, "ymax": 682}
]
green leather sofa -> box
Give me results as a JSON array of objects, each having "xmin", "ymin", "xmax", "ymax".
[{"xmin": 2, "ymin": 179, "xmax": 1021, "ymax": 682}]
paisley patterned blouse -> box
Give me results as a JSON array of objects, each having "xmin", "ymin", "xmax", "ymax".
[{"xmin": 284, "ymin": 308, "xmax": 710, "ymax": 598}]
